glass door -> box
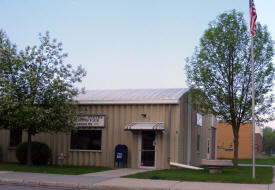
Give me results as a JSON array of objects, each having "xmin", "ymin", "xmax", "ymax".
[{"xmin": 141, "ymin": 131, "xmax": 155, "ymax": 167}]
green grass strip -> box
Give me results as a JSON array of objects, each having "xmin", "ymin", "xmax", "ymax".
[
  {"xmin": 124, "ymin": 166, "xmax": 273, "ymax": 184},
  {"xmin": 0, "ymin": 163, "xmax": 112, "ymax": 175},
  {"xmin": 220, "ymin": 155, "xmax": 275, "ymax": 165},
  {"xmin": 237, "ymin": 157, "xmax": 275, "ymax": 165}
]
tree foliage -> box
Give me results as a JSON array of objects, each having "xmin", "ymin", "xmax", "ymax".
[
  {"xmin": 0, "ymin": 30, "xmax": 86, "ymax": 165},
  {"xmin": 185, "ymin": 10, "xmax": 274, "ymax": 168},
  {"xmin": 263, "ymin": 127, "xmax": 275, "ymax": 154}
]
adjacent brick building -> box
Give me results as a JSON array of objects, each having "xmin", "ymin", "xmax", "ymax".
[{"xmin": 217, "ymin": 123, "xmax": 262, "ymax": 159}]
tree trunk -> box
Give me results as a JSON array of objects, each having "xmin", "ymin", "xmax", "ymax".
[
  {"xmin": 233, "ymin": 130, "xmax": 239, "ymax": 169},
  {"xmin": 27, "ymin": 132, "xmax": 32, "ymax": 166}
]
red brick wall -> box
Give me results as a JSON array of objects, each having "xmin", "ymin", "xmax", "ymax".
[{"xmin": 255, "ymin": 133, "xmax": 262, "ymax": 154}]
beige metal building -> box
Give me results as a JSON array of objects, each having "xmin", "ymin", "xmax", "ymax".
[{"xmin": 0, "ymin": 89, "xmax": 217, "ymax": 169}]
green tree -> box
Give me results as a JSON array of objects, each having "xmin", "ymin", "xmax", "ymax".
[
  {"xmin": 263, "ymin": 127, "xmax": 275, "ymax": 154},
  {"xmin": 185, "ymin": 10, "xmax": 274, "ymax": 168},
  {"xmin": 0, "ymin": 30, "xmax": 86, "ymax": 165}
]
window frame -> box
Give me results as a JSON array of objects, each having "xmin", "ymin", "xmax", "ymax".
[
  {"xmin": 196, "ymin": 134, "xmax": 201, "ymax": 154},
  {"xmin": 69, "ymin": 128, "xmax": 103, "ymax": 152},
  {"xmin": 9, "ymin": 129, "xmax": 22, "ymax": 149}
]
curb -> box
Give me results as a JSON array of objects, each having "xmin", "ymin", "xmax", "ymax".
[
  {"xmin": 0, "ymin": 177, "xmax": 273, "ymax": 190},
  {"xmin": 0, "ymin": 178, "xmax": 142, "ymax": 190},
  {"xmin": 0, "ymin": 178, "xmax": 23, "ymax": 184},
  {"xmin": 91, "ymin": 184, "xmax": 172, "ymax": 190},
  {"xmin": 0, "ymin": 178, "xmax": 170, "ymax": 190},
  {"xmin": 0, "ymin": 178, "xmax": 92, "ymax": 189}
]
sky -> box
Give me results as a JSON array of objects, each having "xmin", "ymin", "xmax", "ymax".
[{"xmin": 1, "ymin": 0, "xmax": 275, "ymax": 128}]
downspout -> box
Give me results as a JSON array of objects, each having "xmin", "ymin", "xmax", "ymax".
[
  {"xmin": 167, "ymin": 104, "xmax": 171, "ymax": 164},
  {"xmin": 214, "ymin": 115, "xmax": 217, "ymax": 160},
  {"xmin": 187, "ymin": 94, "xmax": 192, "ymax": 165},
  {"xmin": 170, "ymin": 162, "xmax": 203, "ymax": 170}
]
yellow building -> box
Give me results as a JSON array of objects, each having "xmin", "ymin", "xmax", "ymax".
[{"xmin": 217, "ymin": 123, "xmax": 262, "ymax": 159}]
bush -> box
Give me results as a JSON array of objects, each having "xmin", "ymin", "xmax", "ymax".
[
  {"xmin": 16, "ymin": 141, "xmax": 52, "ymax": 165},
  {"xmin": 0, "ymin": 145, "xmax": 2, "ymax": 162}
]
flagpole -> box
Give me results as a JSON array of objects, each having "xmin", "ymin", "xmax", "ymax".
[{"xmin": 251, "ymin": 33, "xmax": 256, "ymax": 179}]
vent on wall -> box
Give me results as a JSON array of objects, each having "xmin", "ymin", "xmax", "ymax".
[{"xmin": 141, "ymin": 114, "xmax": 147, "ymax": 118}]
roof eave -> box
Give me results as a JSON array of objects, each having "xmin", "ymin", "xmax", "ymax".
[{"xmin": 77, "ymin": 99, "xmax": 180, "ymax": 105}]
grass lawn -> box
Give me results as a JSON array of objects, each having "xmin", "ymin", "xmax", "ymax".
[
  {"xmin": 124, "ymin": 166, "xmax": 273, "ymax": 184},
  {"xmin": 237, "ymin": 155, "xmax": 275, "ymax": 165},
  {"xmin": 0, "ymin": 163, "xmax": 112, "ymax": 175}
]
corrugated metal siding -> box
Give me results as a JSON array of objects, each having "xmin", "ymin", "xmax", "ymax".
[
  {"xmin": 177, "ymin": 94, "xmax": 187, "ymax": 164},
  {"xmin": 0, "ymin": 91, "xmax": 216, "ymax": 168},
  {"xmin": 189, "ymin": 113, "xmax": 216, "ymax": 166},
  {"xmin": 190, "ymin": 111, "xmax": 199, "ymax": 165},
  {"xmin": 0, "ymin": 104, "xmax": 179, "ymax": 169}
]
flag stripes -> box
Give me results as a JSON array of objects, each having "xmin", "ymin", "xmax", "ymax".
[{"xmin": 249, "ymin": 0, "xmax": 257, "ymax": 35}]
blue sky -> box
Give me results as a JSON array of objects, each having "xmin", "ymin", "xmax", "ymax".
[{"xmin": 1, "ymin": 0, "xmax": 275, "ymax": 127}]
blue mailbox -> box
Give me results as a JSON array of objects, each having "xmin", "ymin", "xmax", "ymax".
[{"xmin": 114, "ymin": 144, "xmax": 128, "ymax": 168}]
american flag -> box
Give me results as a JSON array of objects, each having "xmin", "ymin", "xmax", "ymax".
[{"xmin": 249, "ymin": 0, "xmax": 257, "ymax": 35}]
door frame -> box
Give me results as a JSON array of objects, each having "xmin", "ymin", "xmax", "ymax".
[
  {"xmin": 211, "ymin": 127, "xmax": 217, "ymax": 159},
  {"xmin": 138, "ymin": 131, "xmax": 156, "ymax": 169}
]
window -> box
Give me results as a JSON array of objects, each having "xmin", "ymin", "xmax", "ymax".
[
  {"xmin": 70, "ymin": 130, "xmax": 102, "ymax": 151},
  {"xmin": 196, "ymin": 134, "xmax": 200, "ymax": 153},
  {"xmin": 196, "ymin": 113, "xmax": 202, "ymax": 127},
  {"xmin": 207, "ymin": 138, "xmax": 210, "ymax": 154},
  {"xmin": 9, "ymin": 130, "xmax": 22, "ymax": 148}
]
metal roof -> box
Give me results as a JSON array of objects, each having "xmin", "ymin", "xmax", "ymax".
[{"xmin": 76, "ymin": 88, "xmax": 188, "ymax": 105}]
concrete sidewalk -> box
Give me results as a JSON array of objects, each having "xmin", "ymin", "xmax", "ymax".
[
  {"xmin": 91, "ymin": 178, "xmax": 269, "ymax": 190},
  {"xmin": 0, "ymin": 167, "xmax": 274, "ymax": 190},
  {"xmin": 81, "ymin": 168, "xmax": 152, "ymax": 177}
]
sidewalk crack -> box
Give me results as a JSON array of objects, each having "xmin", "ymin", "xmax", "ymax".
[{"xmin": 169, "ymin": 181, "xmax": 182, "ymax": 190}]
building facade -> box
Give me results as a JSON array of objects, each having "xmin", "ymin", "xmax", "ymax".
[
  {"xmin": 0, "ymin": 89, "xmax": 217, "ymax": 169},
  {"xmin": 217, "ymin": 123, "xmax": 262, "ymax": 159}
]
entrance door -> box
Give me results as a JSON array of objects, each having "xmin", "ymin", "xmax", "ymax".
[{"xmin": 140, "ymin": 131, "xmax": 155, "ymax": 167}]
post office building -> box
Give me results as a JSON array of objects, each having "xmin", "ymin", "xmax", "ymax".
[{"xmin": 0, "ymin": 88, "xmax": 217, "ymax": 169}]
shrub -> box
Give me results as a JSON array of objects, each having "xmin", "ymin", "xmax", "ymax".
[
  {"xmin": 16, "ymin": 141, "xmax": 52, "ymax": 165},
  {"xmin": 0, "ymin": 145, "xmax": 2, "ymax": 162}
]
